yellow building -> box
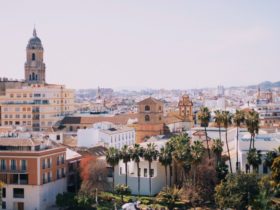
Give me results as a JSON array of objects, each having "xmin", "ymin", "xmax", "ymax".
[{"xmin": 0, "ymin": 29, "xmax": 75, "ymax": 131}]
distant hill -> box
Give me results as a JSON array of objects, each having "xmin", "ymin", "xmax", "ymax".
[{"xmin": 248, "ymin": 81, "xmax": 280, "ymax": 89}]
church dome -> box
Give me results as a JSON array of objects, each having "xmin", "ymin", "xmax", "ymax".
[{"xmin": 27, "ymin": 28, "xmax": 43, "ymax": 49}]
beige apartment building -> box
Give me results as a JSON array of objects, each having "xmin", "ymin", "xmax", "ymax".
[
  {"xmin": 0, "ymin": 84, "xmax": 75, "ymax": 131},
  {"xmin": 0, "ymin": 29, "xmax": 75, "ymax": 131}
]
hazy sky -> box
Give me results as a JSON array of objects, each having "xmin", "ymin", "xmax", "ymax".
[{"xmin": 0, "ymin": 1, "xmax": 280, "ymax": 90}]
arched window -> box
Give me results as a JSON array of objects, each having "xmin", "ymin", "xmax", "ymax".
[
  {"xmin": 159, "ymin": 106, "xmax": 162, "ymax": 111},
  {"xmin": 32, "ymin": 72, "xmax": 35, "ymax": 80},
  {"xmin": 29, "ymin": 75, "xmax": 32, "ymax": 80},
  {"xmin": 145, "ymin": 105, "xmax": 150, "ymax": 111},
  {"xmin": 35, "ymin": 75, "xmax": 38, "ymax": 81},
  {"xmin": 145, "ymin": 115, "xmax": 150, "ymax": 122},
  {"xmin": 32, "ymin": 53, "xmax": 36, "ymax": 61}
]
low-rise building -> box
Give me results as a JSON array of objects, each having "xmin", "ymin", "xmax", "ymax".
[
  {"xmin": 77, "ymin": 122, "xmax": 135, "ymax": 149},
  {"xmin": 0, "ymin": 134, "xmax": 80, "ymax": 210}
]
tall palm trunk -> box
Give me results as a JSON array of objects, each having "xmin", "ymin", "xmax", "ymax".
[
  {"xmin": 165, "ymin": 165, "xmax": 168, "ymax": 189},
  {"xmin": 204, "ymin": 127, "xmax": 211, "ymax": 159},
  {"xmin": 236, "ymin": 126, "xmax": 239, "ymax": 172},
  {"xmin": 125, "ymin": 162, "xmax": 128, "ymax": 186},
  {"xmin": 169, "ymin": 164, "xmax": 172, "ymax": 187},
  {"xmin": 218, "ymin": 125, "xmax": 221, "ymax": 141},
  {"xmin": 225, "ymin": 128, "xmax": 233, "ymax": 173},
  {"xmin": 137, "ymin": 162, "xmax": 140, "ymax": 196},
  {"xmin": 112, "ymin": 166, "xmax": 115, "ymax": 191},
  {"xmin": 252, "ymin": 135, "xmax": 255, "ymax": 149},
  {"xmin": 249, "ymin": 134, "xmax": 253, "ymax": 150},
  {"xmin": 149, "ymin": 161, "xmax": 152, "ymax": 196}
]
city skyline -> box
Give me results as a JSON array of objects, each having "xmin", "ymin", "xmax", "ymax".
[{"xmin": 1, "ymin": 1, "xmax": 280, "ymax": 90}]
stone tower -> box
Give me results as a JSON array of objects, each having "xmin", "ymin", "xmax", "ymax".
[
  {"xmin": 25, "ymin": 28, "xmax": 46, "ymax": 83},
  {"xmin": 135, "ymin": 97, "xmax": 164, "ymax": 143}
]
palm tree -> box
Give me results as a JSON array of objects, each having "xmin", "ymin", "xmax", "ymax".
[
  {"xmin": 170, "ymin": 134, "xmax": 192, "ymax": 185},
  {"xmin": 105, "ymin": 147, "xmax": 120, "ymax": 191},
  {"xmin": 198, "ymin": 106, "xmax": 211, "ymax": 159},
  {"xmin": 0, "ymin": 181, "xmax": 4, "ymax": 209},
  {"xmin": 233, "ymin": 110, "xmax": 245, "ymax": 172},
  {"xmin": 247, "ymin": 148, "xmax": 262, "ymax": 173},
  {"xmin": 158, "ymin": 145, "xmax": 173, "ymax": 188},
  {"xmin": 191, "ymin": 140, "xmax": 205, "ymax": 186},
  {"xmin": 119, "ymin": 145, "xmax": 131, "ymax": 186},
  {"xmin": 264, "ymin": 151, "xmax": 278, "ymax": 170},
  {"xmin": 222, "ymin": 111, "xmax": 233, "ymax": 173},
  {"xmin": 214, "ymin": 110, "xmax": 223, "ymax": 140},
  {"xmin": 211, "ymin": 138, "xmax": 223, "ymax": 165},
  {"xmin": 129, "ymin": 144, "xmax": 144, "ymax": 196},
  {"xmin": 143, "ymin": 143, "xmax": 158, "ymax": 196},
  {"xmin": 245, "ymin": 110, "xmax": 259, "ymax": 150}
]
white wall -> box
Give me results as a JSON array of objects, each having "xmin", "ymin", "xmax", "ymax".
[
  {"xmin": 114, "ymin": 160, "xmax": 171, "ymax": 196},
  {"xmin": 2, "ymin": 178, "xmax": 67, "ymax": 210},
  {"xmin": 77, "ymin": 128, "xmax": 99, "ymax": 147}
]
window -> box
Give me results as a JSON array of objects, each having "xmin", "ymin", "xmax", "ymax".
[
  {"xmin": 150, "ymin": 169, "xmax": 154, "ymax": 177},
  {"xmin": 11, "ymin": 160, "xmax": 16, "ymax": 171},
  {"xmin": 144, "ymin": 168, "xmax": 148, "ymax": 177},
  {"xmin": 2, "ymin": 188, "xmax": 6, "ymax": 198},
  {"xmin": 2, "ymin": 201, "xmax": 6, "ymax": 209},
  {"xmin": 13, "ymin": 188, "xmax": 24, "ymax": 198},
  {"xmin": 159, "ymin": 106, "xmax": 162, "ymax": 111},
  {"xmin": 62, "ymin": 168, "xmax": 65, "ymax": 177},
  {"xmin": 47, "ymin": 172, "xmax": 51, "ymax": 182},
  {"xmin": 145, "ymin": 115, "xmax": 150, "ymax": 122},
  {"xmin": 47, "ymin": 158, "xmax": 51, "ymax": 168},
  {"xmin": 21, "ymin": 160, "xmax": 27, "ymax": 171},
  {"xmin": 42, "ymin": 159, "xmax": 46, "ymax": 169},
  {"xmin": 145, "ymin": 105, "xmax": 150, "ymax": 111},
  {"xmin": 1, "ymin": 160, "xmax": 6, "ymax": 171},
  {"xmin": 32, "ymin": 53, "xmax": 36, "ymax": 61}
]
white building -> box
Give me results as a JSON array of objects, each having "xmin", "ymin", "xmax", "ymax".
[
  {"xmin": 114, "ymin": 138, "xmax": 172, "ymax": 196},
  {"xmin": 234, "ymin": 132, "xmax": 280, "ymax": 174},
  {"xmin": 77, "ymin": 122, "xmax": 135, "ymax": 149}
]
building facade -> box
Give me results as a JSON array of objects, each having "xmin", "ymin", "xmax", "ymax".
[
  {"xmin": 0, "ymin": 136, "xmax": 67, "ymax": 210},
  {"xmin": 135, "ymin": 97, "xmax": 164, "ymax": 143}
]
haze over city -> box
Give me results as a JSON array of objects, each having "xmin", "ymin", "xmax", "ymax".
[{"xmin": 1, "ymin": 0, "xmax": 280, "ymax": 90}]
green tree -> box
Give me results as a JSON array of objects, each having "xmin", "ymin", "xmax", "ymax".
[
  {"xmin": 143, "ymin": 143, "xmax": 158, "ymax": 196},
  {"xmin": 191, "ymin": 140, "xmax": 205, "ymax": 186},
  {"xmin": 115, "ymin": 184, "xmax": 131, "ymax": 203},
  {"xmin": 245, "ymin": 110, "xmax": 259, "ymax": 150},
  {"xmin": 271, "ymin": 156, "xmax": 280, "ymax": 195},
  {"xmin": 156, "ymin": 187, "xmax": 181, "ymax": 209},
  {"xmin": 222, "ymin": 111, "xmax": 233, "ymax": 173},
  {"xmin": 119, "ymin": 145, "xmax": 131, "ymax": 186},
  {"xmin": 233, "ymin": 109, "xmax": 245, "ymax": 172},
  {"xmin": 247, "ymin": 148, "xmax": 262, "ymax": 173},
  {"xmin": 264, "ymin": 151, "xmax": 278, "ymax": 170},
  {"xmin": 214, "ymin": 110, "xmax": 223, "ymax": 140},
  {"xmin": 105, "ymin": 147, "xmax": 120, "ymax": 190},
  {"xmin": 129, "ymin": 143, "xmax": 144, "ymax": 196},
  {"xmin": 198, "ymin": 106, "xmax": 211, "ymax": 159},
  {"xmin": 215, "ymin": 173, "xmax": 259, "ymax": 210},
  {"xmin": 211, "ymin": 138, "xmax": 223, "ymax": 164},
  {"xmin": 158, "ymin": 145, "xmax": 173, "ymax": 188},
  {"xmin": 171, "ymin": 134, "xmax": 192, "ymax": 185}
]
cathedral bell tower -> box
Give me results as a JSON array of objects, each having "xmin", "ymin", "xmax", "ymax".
[{"xmin": 25, "ymin": 28, "xmax": 46, "ymax": 84}]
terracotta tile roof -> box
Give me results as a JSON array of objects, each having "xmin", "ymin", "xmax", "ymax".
[
  {"xmin": 61, "ymin": 114, "xmax": 138, "ymax": 125},
  {"xmin": 137, "ymin": 97, "xmax": 163, "ymax": 105},
  {"xmin": 0, "ymin": 138, "xmax": 42, "ymax": 147}
]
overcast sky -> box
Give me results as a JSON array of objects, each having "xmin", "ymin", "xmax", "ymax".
[{"xmin": 0, "ymin": 1, "xmax": 280, "ymax": 90}]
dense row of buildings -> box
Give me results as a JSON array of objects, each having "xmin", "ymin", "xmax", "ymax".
[{"xmin": 1, "ymin": 28, "xmax": 280, "ymax": 209}]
